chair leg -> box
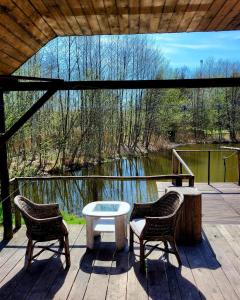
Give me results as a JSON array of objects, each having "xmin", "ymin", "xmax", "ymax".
[
  {"xmin": 171, "ymin": 240, "xmax": 182, "ymax": 267},
  {"xmin": 129, "ymin": 227, "xmax": 134, "ymax": 251},
  {"xmin": 163, "ymin": 241, "xmax": 169, "ymax": 261},
  {"xmin": 24, "ymin": 239, "xmax": 33, "ymax": 270},
  {"xmin": 164, "ymin": 241, "xmax": 168, "ymax": 250},
  {"xmin": 64, "ymin": 235, "xmax": 71, "ymax": 268},
  {"xmin": 140, "ymin": 238, "xmax": 145, "ymax": 273},
  {"xmin": 59, "ymin": 238, "xmax": 64, "ymax": 249}
]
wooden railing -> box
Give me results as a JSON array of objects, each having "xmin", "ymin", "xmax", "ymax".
[
  {"xmin": 221, "ymin": 146, "xmax": 240, "ymax": 185},
  {"xmin": 173, "ymin": 148, "xmax": 240, "ymax": 186},
  {"xmin": 172, "ymin": 149, "xmax": 195, "ymax": 186},
  {"xmin": 10, "ymin": 173, "xmax": 189, "ymax": 231},
  {"xmin": 10, "ymin": 147, "xmax": 240, "ymax": 232}
]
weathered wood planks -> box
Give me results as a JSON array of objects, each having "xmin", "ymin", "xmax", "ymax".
[{"xmin": 0, "ymin": 0, "xmax": 239, "ymax": 74}]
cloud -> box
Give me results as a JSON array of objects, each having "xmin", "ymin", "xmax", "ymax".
[
  {"xmin": 167, "ymin": 43, "xmax": 223, "ymax": 50},
  {"xmin": 151, "ymin": 35, "xmax": 177, "ymax": 42}
]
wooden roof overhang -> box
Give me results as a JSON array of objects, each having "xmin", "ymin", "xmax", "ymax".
[{"xmin": 0, "ymin": 0, "xmax": 240, "ymax": 75}]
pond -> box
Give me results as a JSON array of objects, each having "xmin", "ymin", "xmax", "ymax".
[{"xmin": 19, "ymin": 144, "xmax": 239, "ymax": 217}]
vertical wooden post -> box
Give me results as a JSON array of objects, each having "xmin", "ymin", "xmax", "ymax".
[
  {"xmin": 238, "ymin": 151, "xmax": 240, "ymax": 186},
  {"xmin": 172, "ymin": 152, "xmax": 179, "ymax": 186},
  {"xmin": 189, "ymin": 176, "xmax": 195, "ymax": 187},
  {"xmin": 180, "ymin": 163, "xmax": 183, "ymax": 175},
  {"xmin": 92, "ymin": 179, "xmax": 98, "ymax": 201},
  {"xmin": 0, "ymin": 88, "xmax": 13, "ymax": 240},
  {"xmin": 13, "ymin": 178, "xmax": 21, "ymax": 230},
  {"xmin": 176, "ymin": 176, "xmax": 182, "ymax": 187},
  {"xmin": 208, "ymin": 151, "xmax": 211, "ymax": 185}
]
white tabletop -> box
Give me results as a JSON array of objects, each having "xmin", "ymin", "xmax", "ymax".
[{"xmin": 82, "ymin": 201, "xmax": 131, "ymax": 217}]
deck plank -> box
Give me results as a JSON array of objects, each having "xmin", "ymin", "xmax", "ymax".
[
  {"xmin": 147, "ymin": 248, "xmax": 171, "ymax": 300},
  {"xmin": 200, "ymin": 228, "xmax": 239, "ymax": 300},
  {"xmin": 183, "ymin": 243, "xmax": 224, "ymax": 300},
  {"xmin": 0, "ymin": 227, "xmax": 27, "ymax": 268},
  {"xmin": 83, "ymin": 233, "xmax": 115, "ymax": 300},
  {"xmin": 172, "ymin": 247, "xmax": 202, "ymax": 300},
  {"xmin": 0, "ymin": 226, "xmax": 77, "ymax": 299},
  {"xmin": 203, "ymin": 224, "xmax": 240, "ymax": 297},
  {"xmin": 0, "ymin": 241, "xmax": 53, "ymax": 299},
  {"xmin": 106, "ymin": 248, "xmax": 129, "ymax": 300},
  {"xmin": 24, "ymin": 225, "xmax": 81, "ymax": 300},
  {"xmin": 46, "ymin": 225, "xmax": 86, "ymax": 299},
  {"xmin": 126, "ymin": 252, "xmax": 148, "ymax": 300}
]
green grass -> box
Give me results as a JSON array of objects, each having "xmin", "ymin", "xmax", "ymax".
[{"xmin": 61, "ymin": 211, "xmax": 86, "ymax": 224}]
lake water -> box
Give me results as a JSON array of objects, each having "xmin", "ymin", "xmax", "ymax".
[{"xmin": 19, "ymin": 144, "xmax": 239, "ymax": 217}]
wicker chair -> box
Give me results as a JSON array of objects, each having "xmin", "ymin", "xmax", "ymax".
[
  {"xmin": 14, "ymin": 195, "xmax": 70, "ymax": 270},
  {"xmin": 129, "ymin": 191, "xmax": 184, "ymax": 273}
]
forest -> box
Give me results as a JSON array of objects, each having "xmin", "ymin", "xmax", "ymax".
[{"xmin": 5, "ymin": 35, "xmax": 240, "ymax": 177}]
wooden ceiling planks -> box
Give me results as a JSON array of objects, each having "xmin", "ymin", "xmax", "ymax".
[
  {"xmin": 186, "ymin": 0, "xmax": 211, "ymax": 32},
  {"xmin": 55, "ymin": 0, "xmax": 83, "ymax": 35},
  {"xmin": 104, "ymin": 0, "xmax": 120, "ymax": 35},
  {"xmin": 29, "ymin": 0, "xmax": 64, "ymax": 35},
  {"xmin": 149, "ymin": 0, "xmax": 164, "ymax": 33},
  {"xmin": 207, "ymin": 0, "xmax": 239, "ymax": 31},
  {"xmin": 91, "ymin": 0, "xmax": 110, "ymax": 35},
  {"xmin": 129, "ymin": 0, "xmax": 140, "ymax": 34},
  {"xmin": 12, "ymin": 0, "xmax": 55, "ymax": 40},
  {"xmin": 0, "ymin": 0, "xmax": 239, "ymax": 75},
  {"xmin": 80, "ymin": 0, "xmax": 101, "ymax": 35},
  {"xmin": 177, "ymin": 0, "xmax": 200, "ymax": 32},
  {"xmin": 67, "ymin": 0, "xmax": 92, "ymax": 35},
  {"xmin": 168, "ymin": 0, "xmax": 190, "ymax": 32},
  {"xmin": 116, "ymin": 0, "xmax": 129, "ymax": 34}
]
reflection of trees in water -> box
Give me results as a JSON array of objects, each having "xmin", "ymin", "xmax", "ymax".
[{"xmin": 19, "ymin": 155, "xmax": 169, "ymax": 216}]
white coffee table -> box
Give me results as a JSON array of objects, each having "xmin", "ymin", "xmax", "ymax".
[{"xmin": 82, "ymin": 201, "xmax": 131, "ymax": 250}]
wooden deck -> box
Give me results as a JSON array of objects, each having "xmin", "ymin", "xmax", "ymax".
[{"xmin": 1, "ymin": 183, "xmax": 240, "ymax": 299}]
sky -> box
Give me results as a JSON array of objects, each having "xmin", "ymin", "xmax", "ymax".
[{"xmin": 149, "ymin": 30, "xmax": 240, "ymax": 69}]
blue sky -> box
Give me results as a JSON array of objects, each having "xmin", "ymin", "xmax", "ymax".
[{"xmin": 149, "ymin": 31, "xmax": 240, "ymax": 69}]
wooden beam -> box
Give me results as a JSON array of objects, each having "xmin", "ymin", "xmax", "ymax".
[
  {"xmin": 0, "ymin": 88, "xmax": 12, "ymax": 240},
  {"xmin": 1, "ymin": 77, "xmax": 240, "ymax": 92},
  {"xmin": 0, "ymin": 89, "xmax": 56, "ymax": 145}
]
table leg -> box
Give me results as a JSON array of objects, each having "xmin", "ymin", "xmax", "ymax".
[
  {"xmin": 86, "ymin": 216, "xmax": 94, "ymax": 249},
  {"xmin": 115, "ymin": 215, "xmax": 126, "ymax": 250},
  {"xmin": 93, "ymin": 217, "xmax": 101, "ymax": 238}
]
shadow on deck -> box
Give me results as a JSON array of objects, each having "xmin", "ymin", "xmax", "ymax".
[{"xmin": 0, "ymin": 183, "xmax": 240, "ymax": 299}]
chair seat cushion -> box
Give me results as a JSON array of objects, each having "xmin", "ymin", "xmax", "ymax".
[{"xmin": 130, "ymin": 218, "xmax": 146, "ymax": 237}]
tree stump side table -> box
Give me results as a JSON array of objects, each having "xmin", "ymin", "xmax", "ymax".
[{"xmin": 166, "ymin": 186, "xmax": 202, "ymax": 244}]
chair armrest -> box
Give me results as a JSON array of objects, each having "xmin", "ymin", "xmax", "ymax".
[
  {"xmin": 33, "ymin": 215, "xmax": 63, "ymax": 224},
  {"xmin": 130, "ymin": 202, "xmax": 155, "ymax": 220}
]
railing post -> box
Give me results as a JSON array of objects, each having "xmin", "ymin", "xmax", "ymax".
[
  {"xmin": 176, "ymin": 176, "xmax": 182, "ymax": 187},
  {"xmin": 238, "ymin": 151, "xmax": 240, "ymax": 186},
  {"xmin": 0, "ymin": 88, "xmax": 13, "ymax": 240},
  {"xmin": 189, "ymin": 176, "xmax": 195, "ymax": 187},
  {"xmin": 12, "ymin": 178, "xmax": 21, "ymax": 230},
  {"xmin": 180, "ymin": 163, "xmax": 183, "ymax": 175},
  {"xmin": 172, "ymin": 151, "xmax": 179, "ymax": 186},
  {"xmin": 208, "ymin": 151, "xmax": 211, "ymax": 185},
  {"xmin": 92, "ymin": 179, "xmax": 98, "ymax": 201}
]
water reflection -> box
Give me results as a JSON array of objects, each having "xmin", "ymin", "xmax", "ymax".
[{"xmin": 19, "ymin": 145, "xmax": 239, "ymax": 217}]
